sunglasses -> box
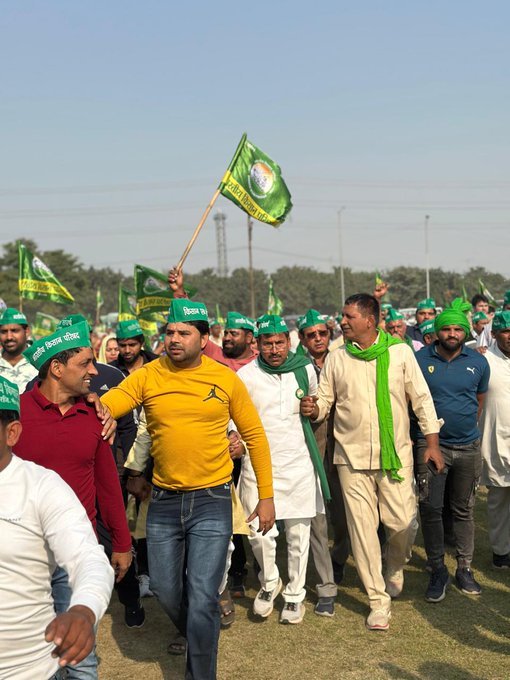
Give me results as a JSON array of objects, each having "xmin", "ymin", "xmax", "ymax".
[{"xmin": 304, "ymin": 330, "xmax": 329, "ymax": 340}]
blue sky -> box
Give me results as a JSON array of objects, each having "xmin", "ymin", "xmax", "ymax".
[{"xmin": 1, "ymin": 1, "xmax": 509, "ymax": 280}]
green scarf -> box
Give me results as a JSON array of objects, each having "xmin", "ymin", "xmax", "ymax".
[
  {"xmin": 257, "ymin": 353, "xmax": 331, "ymax": 502},
  {"xmin": 345, "ymin": 332, "xmax": 404, "ymax": 482},
  {"xmin": 404, "ymin": 334, "xmax": 415, "ymax": 353}
]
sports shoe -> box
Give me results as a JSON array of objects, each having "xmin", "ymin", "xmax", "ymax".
[
  {"xmin": 314, "ymin": 596, "xmax": 335, "ymax": 617},
  {"xmin": 125, "ymin": 601, "xmax": 145, "ymax": 628},
  {"xmin": 253, "ymin": 578, "xmax": 282, "ymax": 618},
  {"xmin": 366, "ymin": 608, "xmax": 391, "ymax": 631},
  {"xmin": 332, "ymin": 560, "xmax": 345, "ymax": 585},
  {"xmin": 493, "ymin": 553, "xmax": 510, "ymax": 569},
  {"xmin": 385, "ymin": 567, "xmax": 404, "ymax": 598},
  {"xmin": 425, "ymin": 566, "xmax": 450, "ymax": 603},
  {"xmin": 455, "ymin": 567, "xmax": 482, "ymax": 595},
  {"xmin": 229, "ymin": 571, "xmax": 246, "ymax": 598},
  {"xmin": 139, "ymin": 574, "xmax": 154, "ymax": 598},
  {"xmin": 280, "ymin": 601, "xmax": 305, "ymax": 624}
]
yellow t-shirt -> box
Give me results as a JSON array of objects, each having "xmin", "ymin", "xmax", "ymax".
[{"xmin": 101, "ymin": 355, "xmax": 273, "ymax": 498}]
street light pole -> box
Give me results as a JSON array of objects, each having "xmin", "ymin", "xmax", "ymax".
[
  {"xmin": 338, "ymin": 206, "xmax": 346, "ymax": 304},
  {"xmin": 424, "ymin": 214, "xmax": 430, "ymax": 298}
]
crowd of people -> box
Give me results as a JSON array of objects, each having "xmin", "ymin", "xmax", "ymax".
[{"xmin": 0, "ymin": 273, "xmax": 509, "ymax": 680}]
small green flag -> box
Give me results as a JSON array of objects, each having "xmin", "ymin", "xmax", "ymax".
[
  {"xmin": 32, "ymin": 312, "xmax": 59, "ymax": 339},
  {"xmin": 134, "ymin": 265, "xmax": 196, "ymax": 318},
  {"xmin": 215, "ymin": 304, "xmax": 225, "ymax": 325},
  {"xmin": 267, "ymin": 277, "xmax": 283, "ymax": 315},
  {"xmin": 478, "ymin": 279, "xmax": 497, "ymax": 306},
  {"xmin": 96, "ymin": 287, "xmax": 104, "ymax": 309},
  {"xmin": 219, "ymin": 133, "xmax": 292, "ymax": 226},
  {"xmin": 118, "ymin": 286, "xmax": 138, "ymax": 322},
  {"xmin": 461, "ymin": 283, "xmax": 469, "ymax": 303},
  {"xmin": 18, "ymin": 243, "xmax": 74, "ymax": 305}
]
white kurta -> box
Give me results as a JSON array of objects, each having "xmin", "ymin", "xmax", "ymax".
[
  {"xmin": 236, "ymin": 359, "xmax": 324, "ymax": 520},
  {"xmin": 480, "ymin": 345, "xmax": 510, "ymax": 486}
]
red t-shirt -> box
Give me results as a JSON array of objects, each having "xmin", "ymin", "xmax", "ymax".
[
  {"xmin": 203, "ymin": 340, "xmax": 257, "ymax": 373},
  {"xmin": 14, "ymin": 383, "xmax": 132, "ymax": 552}
]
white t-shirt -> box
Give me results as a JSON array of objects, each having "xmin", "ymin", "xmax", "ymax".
[{"xmin": 0, "ymin": 455, "xmax": 114, "ymax": 680}]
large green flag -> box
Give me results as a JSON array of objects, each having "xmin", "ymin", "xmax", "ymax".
[
  {"xmin": 32, "ymin": 312, "xmax": 59, "ymax": 339},
  {"xmin": 118, "ymin": 286, "xmax": 137, "ymax": 321},
  {"xmin": 135, "ymin": 265, "xmax": 196, "ymax": 317},
  {"xmin": 18, "ymin": 243, "xmax": 74, "ymax": 305},
  {"xmin": 267, "ymin": 277, "xmax": 283, "ymax": 315},
  {"xmin": 219, "ymin": 133, "xmax": 292, "ymax": 226}
]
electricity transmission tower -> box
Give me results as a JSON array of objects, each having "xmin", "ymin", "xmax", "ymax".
[{"xmin": 213, "ymin": 211, "xmax": 228, "ymax": 277}]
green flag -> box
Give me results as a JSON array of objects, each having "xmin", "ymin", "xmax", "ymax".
[
  {"xmin": 135, "ymin": 265, "xmax": 196, "ymax": 318},
  {"xmin": 478, "ymin": 279, "xmax": 497, "ymax": 306},
  {"xmin": 219, "ymin": 133, "xmax": 292, "ymax": 226},
  {"xmin": 118, "ymin": 286, "xmax": 138, "ymax": 322},
  {"xmin": 267, "ymin": 277, "xmax": 283, "ymax": 315},
  {"xmin": 18, "ymin": 243, "xmax": 74, "ymax": 305},
  {"xmin": 215, "ymin": 303, "xmax": 225, "ymax": 325},
  {"xmin": 32, "ymin": 312, "xmax": 59, "ymax": 339},
  {"xmin": 461, "ymin": 283, "xmax": 469, "ymax": 303}
]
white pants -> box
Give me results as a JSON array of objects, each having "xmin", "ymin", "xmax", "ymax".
[
  {"xmin": 248, "ymin": 518, "xmax": 311, "ymax": 603},
  {"xmin": 487, "ymin": 486, "xmax": 510, "ymax": 556},
  {"xmin": 218, "ymin": 538, "xmax": 235, "ymax": 594}
]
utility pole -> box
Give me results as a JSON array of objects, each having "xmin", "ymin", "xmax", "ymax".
[
  {"xmin": 338, "ymin": 206, "xmax": 346, "ymax": 304},
  {"xmin": 424, "ymin": 214, "xmax": 430, "ymax": 298},
  {"xmin": 213, "ymin": 211, "xmax": 228, "ymax": 277},
  {"xmin": 247, "ymin": 216, "xmax": 256, "ymax": 318}
]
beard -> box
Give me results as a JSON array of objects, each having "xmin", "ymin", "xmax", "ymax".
[{"xmin": 222, "ymin": 342, "xmax": 246, "ymax": 359}]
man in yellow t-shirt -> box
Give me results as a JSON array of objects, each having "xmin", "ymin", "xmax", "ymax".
[{"xmin": 101, "ymin": 298, "xmax": 274, "ymax": 680}]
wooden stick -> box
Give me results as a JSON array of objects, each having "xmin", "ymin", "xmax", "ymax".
[
  {"xmin": 175, "ymin": 188, "xmax": 222, "ymax": 271},
  {"xmin": 19, "ymin": 293, "xmax": 23, "ymax": 313}
]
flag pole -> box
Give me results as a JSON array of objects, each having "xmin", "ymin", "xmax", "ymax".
[
  {"xmin": 19, "ymin": 294, "xmax": 23, "ymax": 313},
  {"xmin": 175, "ymin": 187, "xmax": 222, "ymax": 271},
  {"xmin": 247, "ymin": 216, "xmax": 256, "ymax": 318}
]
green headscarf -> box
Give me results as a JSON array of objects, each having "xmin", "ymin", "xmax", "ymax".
[
  {"xmin": 345, "ymin": 332, "xmax": 404, "ymax": 481},
  {"xmin": 434, "ymin": 298, "xmax": 471, "ymax": 337},
  {"xmin": 257, "ymin": 352, "xmax": 331, "ymax": 501}
]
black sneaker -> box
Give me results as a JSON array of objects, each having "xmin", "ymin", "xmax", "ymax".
[
  {"xmin": 229, "ymin": 571, "xmax": 246, "ymax": 598},
  {"xmin": 332, "ymin": 560, "xmax": 345, "ymax": 585},
  {"xmin": 125, "ymin": 601, "xmax": 146, "ymax": 628},
  {"xmin": 425, "ymin": 565, "xmax": 450, "ymax": 602},
  {"xmin": 455, "ymin": 567, "xmax": 481, "ymax": 595},
  {"xmin": 493, "ymin": 553, "xmax": 510, "ymax": 569}
]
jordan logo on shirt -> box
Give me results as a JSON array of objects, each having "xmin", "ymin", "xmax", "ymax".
[{"xmin": 203, "ymin": 385, "xmax": 226, "ymax": 404}]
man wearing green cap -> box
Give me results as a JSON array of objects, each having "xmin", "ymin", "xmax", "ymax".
[
  {"xmin": 407, "ymin": 298, "xmax": 437, "ymax": 345},
  {"xmin": 479, "ymin": 311, "xmax": 510, "ymax": 569},
  {"xmin": 101, "ymin": 298, "xmax": 274, "ymax": 680},
  {"xmin": 0, "ymin": 375, "xmax": 114, "ymax": 680},
  {"xmin": 113, "ymin": 320, "xmax": 158, "ymax": 376},
  {"xmin": 0, "ymin": 308, "xmax": 38, "ymax": 393},
  {"xmin": 203, "ymin": 311, "xmax": 257, "ymax": 372},
  {"xmin": 418, "ymin": 319, "xmax": 437, "ymax": 346},
  {"xmin": 415, "ymin": 298, "xmax": 490, "ymax": 601},
  {"xmin": 385, "ymin": 308, "xmax": 423, "ymax": 352},
  {"xmin": 237, "ymin": 314, "xmax": 327, "ymax": 625},
  {"xmin": 301, "ymin": 294, "xmax": 442, "ymax": 631},
  {"xmin": 209, "ymin": 318, "xmax": 223, "ymax": 347}
]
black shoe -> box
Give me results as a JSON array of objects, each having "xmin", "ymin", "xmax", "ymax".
[
  {"xmin": 229, "ymin": 571, "xmax": 246, "ymax": 598},
  {"xmin": 455, "ymin": 567, "xmax": 481, "ymax": 595},
  {"xmin": 425, "ymin": 566, "xmax": 450, "ymax": 603},
  {"xmin": 332, "ymin": 560, "xmax": 345, "ymax": 585},
  {"xmin": 125, "ymin": 602, "xmax": 146, "ymax": 628},
  {"xmin": 493, "ymin": 553, "xmax": 510, "ymax": 569}
]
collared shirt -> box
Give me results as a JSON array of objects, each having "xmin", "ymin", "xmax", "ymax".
[
  {"xmin": 14, "ymin": 383, "xmax": 132, "ymax": 552},
  {"xmin": 480, "ymin": 344, "xmax": 510, "ymax": 486},
  {"xmin": 0, "ymin": 354, "xmax": 38, "ymax": 394},
  {"xmin": 415, "ymin": 342, "xmax": 490, "ymax": 444},
  {"xmin": 316, "ymin": 341, "xmax": 441, "ymax": 470}
]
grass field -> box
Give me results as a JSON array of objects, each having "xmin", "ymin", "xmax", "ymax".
[{"xmin": 96, "ymin": 489, "xmax": 510, "ymax": 680}]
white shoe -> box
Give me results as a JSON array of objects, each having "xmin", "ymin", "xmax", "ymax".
[
  {"xmin": 253, "ymin": 578, "xmax": 282, "ymax": 617},
  {"xmin": 280, "ymin": 601, "xmax": 305, "ymax": 625},
  {"xmin": 366, "ymin": 608, "xmax": 391, "ymax": 631},
  {"xmin": 385, "ymin": 568, "xmax": 404, "ymax": 598},
  {"xmin": 139, "ymin": 574, "xmax": 154, "ymax": 598}
]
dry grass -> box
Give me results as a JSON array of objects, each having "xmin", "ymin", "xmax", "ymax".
[{"xmin": 97, "ymin": 489, "xmax": 510, "ymax": 680}]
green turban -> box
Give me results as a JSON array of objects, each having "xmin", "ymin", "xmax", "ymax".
[
  {"xmin": 298, "ymin": 309, "xmax": 329, "ymax": 331},
  {"xmin": 24, "ymin": 321, "xmax": 91, "ymax": 370},
  {"xmin": 167, "ymin": 299, "xmax": 208, "ymax": 324},
  {"xmin": 419, "ymin": 319, "xmax": 436, "ymax": 337},
  {"xmin": 493, "ymin": 310, "xmax": 510, "ymax": 332},
  {"xmin": 472, "ymin": 311, "xmax": 488, "ymax": 324},
  {"xmin": 116, "ymin": 319, "xmax": 144, "ymax": 340},
  {"xmin": 225, "ymin": 312, "xmax": 254, "ymax": 332},
  {"xmin": 385, "ymin": 308, "xmax": 405, "ymax": 322},
  {"xmin": 434, "ymin": 298, "xmax": 471, "ymax": 337},
  {"xmin": 257, "ymin": 314, "xmax": 288, "ymax": 335},
  {"xmin": 0, "ymin": 308, "xmax": 28, "ymax": 327},
  {"xmin": 57, "ymin": 313, "xmax": 91, "ymax": 333},
  {"xmin": 0, "ymin": 376, "xmax": 20, "ymax": 413},
  {"xmin": 416, "ymin": 298, "xmax": 436, "ymax": 311}
]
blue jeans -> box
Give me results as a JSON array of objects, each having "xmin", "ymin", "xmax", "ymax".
[
  {"xmin": 51, "ymin": 567, "xmax": 98, "ymax": 680},
  {"xmin": 147, "ymin": 483, "xmax": 232, "ymax": 680}
]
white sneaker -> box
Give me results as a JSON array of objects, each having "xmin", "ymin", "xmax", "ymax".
[
  {"xmin": 139, "ymin": 574, "xmax": 154, "ymax": 598},
  {"xmin": 366, "ymin": 608, "xmax": 391, "ymax": 631},
  {"xmin": 385, "ymin": 568, "xmax": 404, "ymax": 598},
  {"xmin": 253, "ymin": 578, "xmax": 282, "ymax": 618},
  {"xmin": 280, "ymin": 601, "xmax": 305, "ymax": 625}
]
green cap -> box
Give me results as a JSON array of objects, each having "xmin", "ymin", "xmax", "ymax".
[
  {"xmin": 257, "ymin": 314, "xmax": 288, "ymax": 335},
  {"xmin": 472, "ymin": 311, "xmax": 488, "ymax": 324},
  {"xmin": 116, "ymin": 319, "xmax": 144, "ymax": 340},
  {"xmin": 503, "ymin": 290, "xmax": 510, "ymax": 305},
  {"xmin": 0, "ymin": 376, "xmax": 20, "ymax": 413},
  {"xmin": 298, "ymin": 309, "xmax": 329, "ymax": 331},
  {"xmin": 492, "ymin": 310, "xmax": 510, "ymax": 332},
  {"xmin": 167, "ymin": 299, "xmax": 208, "ymax": 324},
  {"xmin": 0, "ymin": 308, "xmax": 28, "ymax": 327},
  {"xmin": 24, "ymin": 321, "xmax": 91, "ymax": 370},
  {"xmin": 225, "ymin": 312, "xmax": 255, "ymax": 332},
  {"xmin": 209, "ymin": 318, "xmax": 222, "ymax": 327},
  {"xmin": 57, "ymin": 314, "xmax": 91, "ymax": 333},
  {"xmin": 419, "ymin": 319, "xmax": 436, "ymax": 337},
  {"xmin": 381, "ymin": 302, "xmax": 393, "ymax": 311},
  {"xmin": 417, "ymin": 298, "xmax": 436, "ymax": 311},
  {"xmin": 386, "ymin": 308, "xmax": 405, "ymax": 322}
]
